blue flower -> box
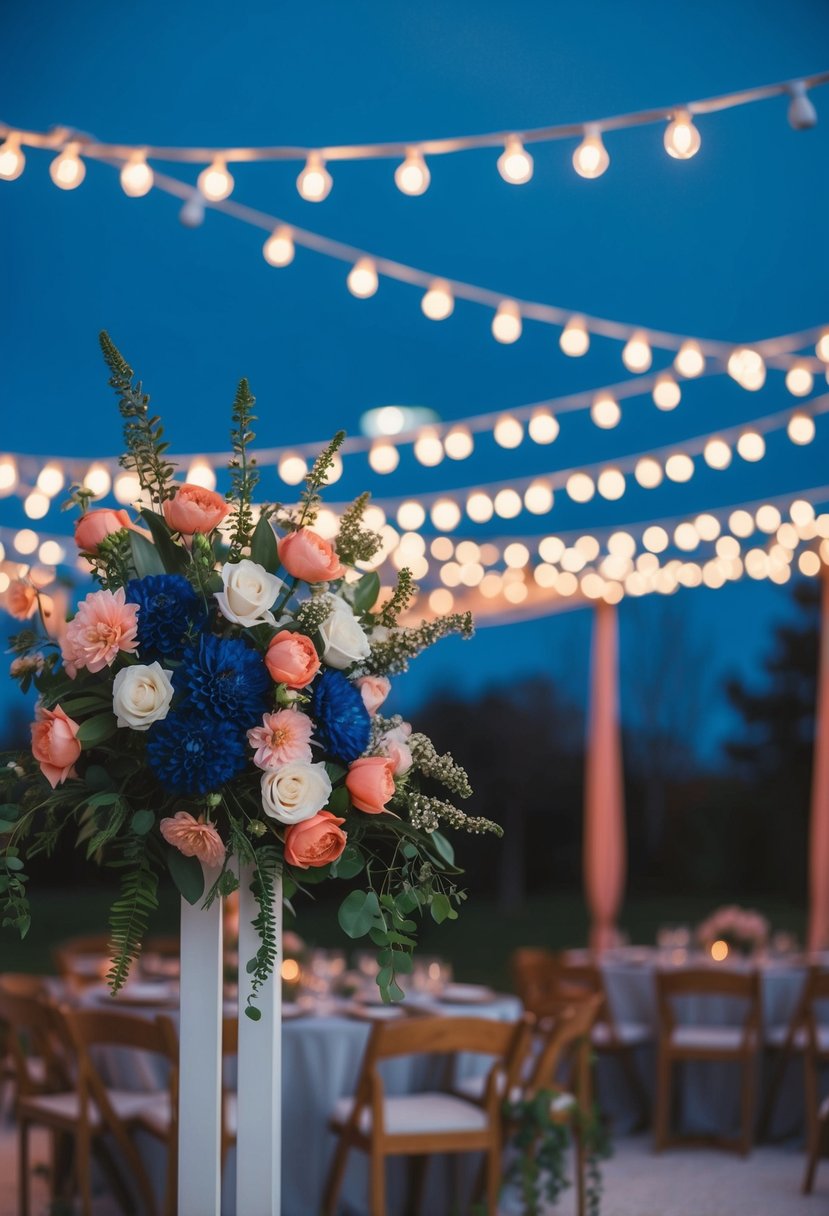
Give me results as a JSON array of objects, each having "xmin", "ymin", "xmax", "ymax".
[
  {"xmin": 175, "ymin": 633, "xmax": 270, "ymax": 728},
  {"xmin": 146, "ymin": 711, "xmax": 247, "ymax": 795},
  {"xmin": 126, "ymin": 575, "xmax": 206, "ymax": 661},
  {"xmin": 310, "ymin": 668, "xmax": 370, "ymax": 764}
]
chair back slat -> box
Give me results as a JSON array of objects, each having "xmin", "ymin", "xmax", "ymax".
[
  {"xmin": 656, "ymin": 967, "xmax": 761, "ymax": 1036},
  {"xmin": 524, "ymin": 993, "xmax": 603, "ymax": 1097},
  {"xmin": 0, "ymin": 990, "xmax": 70, "ymax": 1094},
  {"xmin": 366, "ymin": 1014, "xmax": 519, "ymax": 1062}
]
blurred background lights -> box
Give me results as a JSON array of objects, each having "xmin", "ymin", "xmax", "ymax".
[
  {"xmin": 704, "ymin": 438, "xmax": 732, "ymax": 470},
  {"xmin": 421, "ymin": 280, "xmax": 454, "ymax": 320},
  {"xmin": 368, "ymin": 442, "xmax": 399, "ymax": 474},
  {"xmin": 652, "ymin": 374, "xmax": 681, "ymax": 410},
  {"xmin": 198, "ymin": 157, "xmax": 234, "ymax": 201},
  {"xmin": 727, "ymin": 347, "xmax": 766, "ymax": 390},
  {"xmin": 597, "ymin": 468, "xmax": 626, "ymax": 500},
  {"xmin": 23, "ymin": 491, "xmax": 49, "ymax": 520},
  {"xmin": 15, "ymin": 529, "xmax": 39, "ymax": 555},
  {"xmin": 634, "ymin": 457, "xmax": 663, "ymax": 489},
  {"xmin": 493, "ymin": 488, "xmax": 522, "ymax": 518},
  {"xmin": 413, "ymin": 429, "xmax": 444, "ymax": 466},
  {"xmin": 444, "ymin": 427, "xmax": 474, "ymax": 460},
  {"xmin": 0, "ymin": 457, "xmax": 19, "ymax": 494},
  {"xmin": 395, "ymin": 149, "xmax": 430, "ymax": 196},
  {"xmin": 120, "ymin": 154, "xmax": 153, "ymax": 197},
  {"xmin": 590, "ymin": 393, "xmax": 621, "ymax": 428},
  {"xmin": 278, "ymin": 453, "xmax": 308, "ymax": 485},
  {"xmin": 37, "ymin": 463, "xmax": 65, "ymax": 497},
  {"xmin": 566, "ymin": 472, "xmax": 595, "ymax": 503},
  {"xmin": 114, "ymin": 472, "xmax": 142, "ymax": 504},
  {"xmin": 263, "ymin": 226, "xmax": 295, "ymax": 267},
  {"xmin": 497, "ymin": 136, "xmax": 533, "ymax": 184},
  {"xmin": 788, "ymin": 412, "xmax": 816, "ymax": 445},
  {"xmin": 431, "ymin": 498, "xmax": 461, "ymax": 531},
  {"xmin": 186, "ymin": 460, "xmax": 216, "ymax": 490},
  {"xmin": 559, "ymin": 317, "xmax": 589, "ymax": 356},
  {"xmin": 621, "ymin": 332, "xmax": 652, "ymax": 373},
  {"xmin": 493, "ymin": 415, "xmax": 524, "ymax": 448},
  {"xmin": 524, "ymin": 481, "xmax": 553, "ymax": 514},
  {"xmin": 664, "ymin": 110, "xmax": 701, "ymax": 158},
  {"xmin": 491, "ymin": 300, "xmax": 522, "ymax": 343},
  {"xmin": 665, "ymin": 453, "xmax": 694, "ymax": 482},
  {"xmin": 466, "ymin": 492, "xmax": 494, "ymax": 523},
  {"xmin": 347, "ymin": 258, "xmax": 379, "ymax": 299},
  {"xmin": 736, "ymin": 430, "xmax": 766, "ymax": 462},
  {"xmin": 674, "ymin": 341, "xmax": 705, "ymax": 378},
  {"xmin": 83, "ymin": 463, "xmax": 112, "ymax": 498},
  {"xmin": 785, "ymin": 364, "xmax": 814, "ymax": 396},
  {"xmin": 572, "ymin": 130, "xmax": 609, "ymax": 178},
  {"xmin": 528, "ymin": 410, "xmax": 560, "ymax": 444},
  {"xmin": 296, "ymin": 153, "xmax": 332, "ymax": 201},
  {"xmin": 643, "ymin": 525, "xmax": 669, "ymax": 553},
  {"xmin": 729, "ymin": 509, "xmax": 755, "ymax": 538}
]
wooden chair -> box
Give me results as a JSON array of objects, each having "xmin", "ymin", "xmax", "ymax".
[
  {"xmin": 322, "ymin": 1014, "xmax": 529, "ymax": 1216},
  {"xmin": 802, "ymin": 969, "xmax": 829, "ymax": 1192},
  {"xmin": 0, "ymin": 974, "xmax": 52, "ymax": 1116},
  {"xmin": 653, "ymin": 967, "xmax": 761, "ymax": 1155},
  {"xmin": 757, "ymin": 965, "xmax": 814, "ymax": 1141},
  {"xmin": 53, "ymin": 934, "xmax": 112, "ymax": 992}
]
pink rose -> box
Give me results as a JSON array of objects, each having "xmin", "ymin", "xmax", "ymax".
[
  {"xmin": 6, "ymin": 579, "xmax": 38, "ymax": 621},
  {"xmin": 278, "ymin": 528, "xmax": 345, "ymax": 583},
  {"xmin": 60, "ymin": 587, "xmax": 139, "ymax": 677},
  {"xmin": 379, "ymin": 724, "xmax": 413, "ymax": 776},
  {"xmin": 74, "ymin": 508, "xmax": 134, "ymax": 555},
  {"xmin": 345, "ymin": 756, "xmax": 396, "ymax": 815},
  {"xmin": 30, "ymin": 704, "xmax": 81, "ymax": 788},
  {"xmin": 284, "ymin": 811, "xmax": 347, "ymax": 869},
  {"xmin": 356, "ymin": 675, "xmax": 391, "ymax": 715},
  {"xmin": 265, "ymin": 630, "xmax": 321, "ymax": 689},
  {"xmin": 160, "ymin": 811, "xmax": 226, "ymax": 868},
  {"xmin": 162, "ymin": 484, "xmax": 230, "ymax": 535}
]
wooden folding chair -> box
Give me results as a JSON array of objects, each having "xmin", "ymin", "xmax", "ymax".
[
  {"xmin": 654, "ymin": 967, "xmax": 761, "ymax": 1155},
  {"xmin": 322, "ymin": 1014, "xmax": 529, "ymax": 1216},
  {"xmin": 802, "ymin": 970, "xmax": 829, "ymax": 1193},
  {"xmin": 758, "ymin": 965, "xmax": 813, "ymax": 1141}
]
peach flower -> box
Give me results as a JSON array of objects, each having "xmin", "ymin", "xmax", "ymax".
[
  {"xmin": 159, "ymin": 811, "xmax": 226, "ymax": 868},
  {"xmin": 6, "ymin": 578, "xmax": 38, "ymax": 621},
  {"xmin": 265, "ymin": 630, "xmax": 321, "ymax": 688},
  {"xmin": 60, "ymin": 587, "xmax": 139, "ymax": 677},
  {"xmin": 247, "ymin": 709, "xmax": 314, "ymax": 769},
  {"xmin": 345, "ymin": 756, "xmax": 396, "ymax": 815},
  {"xmin": 74, "ymin": 508, "xmax": 134, "ymax": 555},
  {"xmin": 378, "ymin": 723, "xmax": 413, "ymax": 776},
  {"xmin": 278, "ymin": 528, "xmax": 345, "ymax": 583},
  {"xmin": 355, "ymin": 675, "xmax": 391, "ymax": 715},
  {"xmin": 162, "ymin": 484, "xmax": 230, "ymax": 535},
  {"xmin": 284, "ymin": 811, "xmax": 347, "ymax": 869},
  {"xmin": 30, "ymin": 704, "xmax": 81, "ymax": 788}
]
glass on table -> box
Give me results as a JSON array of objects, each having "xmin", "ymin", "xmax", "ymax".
[
  {"xmin": 410, "ymin": 956, "xmax": 453, "ymax": 997},
  {"xmin": 302, "ymin": 948, "xmax": 348, "ymax": 998}
]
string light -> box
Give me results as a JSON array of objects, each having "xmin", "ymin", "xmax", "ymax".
[
  {"xmin": 539, "ymin": 536, "xmax": 565, "ymax": 563},
  {"xmin": 23, "ymin": 492, "xmax": 49, "ymax": 520},
  {"xmin": 695, "ymin": 513, "xmax": 721, "ymax": 541},
  {"xmin": 572, "ymin": 129, "xmax": 609, "ymax": 179},
  {"xmin": 674, "ymin": 341, "xmax": 705, "ymax": 378},
  {"xmin": 674, "ymin": 523, "xmax": 699, "ymax": 551},
  {"xmin": 790, "ymin": 499, "xmax": 815, "ymax": 527},
  {"xmin": 704, "ymin": 438, "xmax": 732, "ymax": 470},
  {"xmin": 664, "ymin": 110, "xmax": 702, "ymax": 159},
  {"xmin": 817, "ymin": 332, "xmax": 829, "ymax": 362},
  {"xmin": 347, "ymin": 257, "xmax": 379, "ymax": 299},
  {"xmin": 413, "ymin": 429, "xmax": 444, "ymax": 466},
  {"xmin": 444, "ymin": 427, "xmax": 474, "ymax": 460},
  {"xmin": 635, "ymin": 457, "xmax": 663, "ymax": 489},
  {"xmin": 788, "ymin": 81, "xmax": 818, "ymax": 130},
  {"xmin": 597, "ymin": 468, "xmax": 626, "ymax": 500},
  {"xmin": 466, "ymin": 492, "xmax": 494, "ymax": 523},
  {"xmin": 297, "ymin": 153, "xmax": 332, "ymax": 202},
  {"xmin": 788, "ymin": 412, "xmax": 816, "ymax": 444},
  {"xmin": 736, "ymin": 430, "xmax": 766, "ymax": 462},
  {"xmin": 652, "ymin": 374, "xmax": 681, "ymax": 411},
  {"xmin": 431, "ymin": 499, "xmax": 461, "ymax": 531},
  {"xmin": 492, "ymin": 301, "xmax": 522, "ymax": 344},
  {"xmin": 394, "ymin": 150, "xmax": 430, "ymax": 196},
  {"xmin": 0, "ymin": 134, "xmax": 24, "ymax": 181},
  {"xmin": 50, "ymin": 143, "xmax": 85, "ymax": 190},
  {"xmin": 494, "ymin": 488, "xmax": 523, "ymax": 518},
  {"xmin": 756, "ymin": 504, "xmax": 782, "ymax": 533},
  {"xmin": 529, "ymin": 410, "xmax": 560, "ymax": 444},
  {"xmin": 397, "ymin": 501, "xmax": 426, "ymax": 530},
  {"xmin": 504, "ymin": 543, "xmax": 530, "ymax": 568},
  {"xmin": 368, "ymin": 442, "xmax": 399, "ymax": 474},
  {"xmin": 590, "ymin": 394, "xmax": 621, "ymax": 429},
  {"xmin": 197, "ymin": 157, "xmax": 234, "ymax": 201},
  {"xmin": 524, "ymin": 481, "xmax": 554, "ymax": 514},
  {"xmin": 559, "ymin": 317, "xmax": 590, "ymax": 356},
  {"xmin": 493, "ymin": 416, "xmax": 524, "ymax": 448},
  {"xmin": 120, "ymin": 153, "xmax": 153, "ymax": 197},
  {"xmin": 38, "ymin": 540, "xmax": 65, "ymax": 566},
  {"xmin": 113, "ymin": 472, "xmax": 142, "ymax": 504},
  {"xmin": 643, "ymin": 526, "xmax": 669, "ymax": 553},
  {"xmin": 785, "ymin": 364, "xmax": 814, "ymax": 396},
  {"xmin": 800, "ymin": 550, "xmax": 821, "ymax": 576},
  {"xmin": 36, "ymin": 463, "xmax": 65, "ymax": 497},
  {"xmin": 15, "ymin": 529, "xmax": 39, "ymax": 555},
  {"xmin": 263, "ymin": 226, "xmax": 295, "ymax": 267},
  {"xmin": 277, "ymin": 454, "xmax": 307, "ymax": 485},
  {"xmin": 83, "ymin": 463, "xmax": 112, "ymax": 498},
  {"xmin": 421, "ymin": 280, "xmax": 454, "ymax": 321},
  {"xmin": 497, "ymin": 136, "xmax": 533, "ymax": 184},
  {"xmin": 622, "ymin": 332, "xmax": 653, "ymax": 373},
  {"xmin": 566, "ymin": 472, "xmax": 595, "ymax": 503},
  {"xmin": 429, "ymin": 588, "xmax": 455, "ymax": 614},
  {"xmin": 185, "ymin": 460, "xmax": 217, "ymax": 490},
  {"xmin": 665, "ymin": 453, "xmax": 694, "ymax": 482},
  {"xmin": 729, "ymin": 510, "xmax": 755, "ymax": 538},
  {"xmin": 727, "ymin": 347, "xmax": 766, "ymax": 391}
]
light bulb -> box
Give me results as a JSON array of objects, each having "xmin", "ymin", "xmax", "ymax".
[
  {"xmin": 497, "ymin": 136, "xmax": 533, "ymax": 184},
  {"xmin": 674, "ymin": 340, "xmax": 705, "ymax": 378},
  {"xmin": 397, "ymin": 501, "xmax": 426, "ymax": 530},
  {"xmin": 529, "ymin": 410, "xmax": 559, "ymax": 444},
  {"xmin": 197, "ymin": 158, "xmax": 233, "ymax": 201},
  {"xmin": 785, "ymin": 364, "xmax": 814, "ymax": 397},
  {"xmin": 695, "ymin": 513, "xmax": 721, "ymax": 542},
  {"xmin": 492, "ymin": 301, "xmax": 522, "ymax": 344},
  {"xmin": 597, "ymin": 468, "xmax": 626, "ymax": 500},
  {"xmin": 643, "ymin": 526, "xmax": 669, "ymax": 553},
  {"xmin": 347, "ymin": 257, "xmax": 379, "ymax": 299},
  {"xmin": 444, "ymin": 427, "xmax": 474, "ymax": 460},
  {"xmin": 120, "ymin": 154, "xmax": 153, "ymax": 197},
  {"xmin": 560, "ymin": 317, "xmax": 590, "ymax": 356},
  {"xmin": 665, "ymin": 453, "xmax": 694, "ymax": 482},
  {"xmin": 635, "ymin": 457, "xmax": 663, "ymax": 489},
  {"xmin": 622, "ymin": 331, "xmax": 653, "ymax": 372},
  {"xmin": 0, "ymin": 135, "xmax": 25, "ymax": 181},
  {"xmin": 729, "ymin": 510, "xmax": 755, "ymax": 538},
  {"xmin": 493, "ymin": 415, "xmax": 524, "ymax": 448},
  {"xmin": 756, "ymin": 505, "xmax": 782, "ymax": 533},
  {"xmin": 704, "ymin": 438, "xmax": 732, "ymax": 469},
  {"xmin": 39, "ymin": 541, "xmax": 65, "ymax": 566},
  {"xmin": 566, "ymin": 472, "xmax": 595, "ymax": 503},
  {"xmin": 179, "ymin": 192, "xmax": 205, "ymax": 227},
  {"xmin": 494, "ymin": 489, "xmax": 523, "ymax": 518},
  {"xmin": 727, "ymin": 347, "xmax": 766, "ymax": 391},
  {"xmin": 185, "ymin": 460, "xmax": 216, "ymax": 491},
  {"xmin": 653, "ymin": 374, "xmax": 681, "ymax": 410},
  {"xmin": 788, "ymin": 81, "xmax": 818, "ymax": 130},
  {"xmin": 736, "ymin": 430, "xmax": 766, "ymax": 462},
  {"xmin": 524, "ymin": 481, "xmax": 553, "ymax": 514},
  {"xmin": 297, "ymin": 153, "xmax": 332, "ymax": 202},
  {"xmin": 37, "ymin": 463, "xmax": 65, "ymax": 496},
  {"xmin": 114, "ymin": 472, "xmax": 142, "ymax": 504},
  {"xmin": 394, "ymin": 149, "xmax": 430, "ymax": 196},
  {"xmin": 674, "ymin": 523, "xmax": 699, "ymax": 551},
  {"xmin": 421, "ymin": 279, "xmax": 454, "ymax": 321},
  {"xmin": 83, "ymin": 463, "xmax": 112, "ymax": 498},
  {"xmin": 50, "ymin": 143, "xmax": 85, "ymax": 190},
  {"xmin": 431, "ymin": 499, "xmax": 461, "ymax": 532},
  {"xmin": 15, "ymin": 529, "xmax": 39, "ymax": 556},
  {"xmin": 664, "ymin": 110, "xmax": 701, "ymax": 159},
  {"xmin": 368, "ymin": 441, "xmax": 399, "ymax": 474},
  {"xmin": 504, "ymin": 543, "xmax": 530, "ymax": 569},
  {"xmin": 466, "ymin": 492, "xmax": 494, "ymax": 523},
  {"xmin": 788, "ymin": 411, "xmax": 816, "ymax": 445},
  {"xmin": 263, "ymin": 226, "xmax": 295, "ymax": 267},
  {"xmin": 817, "ymin": 331, "xmax": 829, "ymax": 362},
  {"xmin": 590, "ymin": 394, "xmax": 621, "ymax": 428},
  {"xmin": 573, "ymin": 129, "xmax": 609, "ymax": 179},
  {"xmin": 24, "ymin": 492, "xmax": 49, "ymax": 520},
  {"xmin": 413, "ymin": 429, "xmax": 444, "ymax": 466},
  {"xmin": 800, "ymin": 551, "xmax": 821, "ymax": 577}
]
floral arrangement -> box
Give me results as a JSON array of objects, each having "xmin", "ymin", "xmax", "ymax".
[
  {"xmin": 696, "ymin": 904, "xmax": 770, "ymax": 956},
  {"xmin": 0, "ymin": 334, "xmax": 502, "ymax": 1014}
]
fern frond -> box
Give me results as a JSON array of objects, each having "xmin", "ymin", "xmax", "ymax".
[
  {"xmin": 227, "ymin": 378, "xmax": 260, "ymax": 562},
  {"xmin": 106, "ymin": 842, "xmax": 159, "ymax": 995},
  {"xmin": 245, "ymin": 844, "xmax": 281, "ymax": 1018}
]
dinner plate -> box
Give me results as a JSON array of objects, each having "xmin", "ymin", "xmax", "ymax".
[{"xmin": 439, "ymin": 982, "xmax": 496, "ymax": 1005}]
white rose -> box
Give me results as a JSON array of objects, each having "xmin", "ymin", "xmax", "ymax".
[
  {"xmin": 112, "ymin": 662, "xmax": 174, "ymax": 731},
  {"xmin": 215, "ymin": 559, "xmax": 284, "ymax": 628},
  {"xmin": 318, "ymin": 598, "xmax": 371, "ymax": 669},
  {"xmin": 260, "ymin": 761, "xmax": 333, "ymax": 825}
]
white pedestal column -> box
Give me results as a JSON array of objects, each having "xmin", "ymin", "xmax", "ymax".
[{"xmin": 236, "ymin": 862, "xmax": 283, "ymax": 1216}]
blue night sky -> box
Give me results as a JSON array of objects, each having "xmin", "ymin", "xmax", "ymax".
[{"xmin": 2, "ymin": 0, "xmax": 828, "ymax": 759}]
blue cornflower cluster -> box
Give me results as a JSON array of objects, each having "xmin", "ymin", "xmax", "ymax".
[
  {"xmin": 126, "ymin": 575, "xmax": 206, "ymax": 660},
  {"xmin": 310, "ymin": 668, "xmax": 371, "ymax": 764}
]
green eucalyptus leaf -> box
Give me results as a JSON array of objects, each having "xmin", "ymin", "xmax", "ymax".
[
  {"xmin": 84, "ymin": 765, "xmax": 115, "ymax": 792},
  {"xmin": 331, "ymin": 844, "xmax": 364, "ymax": 880},
  {"xmin": 430, "ymin": 893, "xmax": 452, "ymax": 924},
  {"xmin": 351, "ymin": 570, "xmax": 381, "ymax": 615},
  {"xmin": 338, "ymin": 889, "xmax": 382, "ymax": 939},
  {"xmin": 129, "ymin": 530, "xmax": 166, "ymax": 578},
  {"xmin": 250, "ymin": 515, "xmax": 279, "ymax": 573},
  {"xmin": 327, "ymin": 786, "xmax": 351, "ymax": 815},
  {"xmin": 245, "ymin": 1005, "xmax": 262, "ymax": 1021},
  {"xmin": 139, "ymin": 510, "xmax": 189, "ymax": 573},
  {"xmin": 77, "ymin": 713, "xmax": 118, "ymax": 747},
  {"xmin": 165, "ymin": 847, "xmax": 204, "ymax": 905},
  {"xmin": 131, "ymin": 809, "xmax": 155, "ymax": 835}
]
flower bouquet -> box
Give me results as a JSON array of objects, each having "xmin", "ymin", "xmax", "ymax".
[
  {"xmin": 1, "ymin": 334, "xmax": 502, "ymax": 1013},
  {"xmin": 696, "ymin": 904, "xmax": 770, "ymax": 958}
]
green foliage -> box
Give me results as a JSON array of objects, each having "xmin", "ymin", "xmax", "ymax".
[
  {"xmin": 249, "ymin": 514, "xmax": 279, "ymax": 573},
  {"xmin": 107, "ymin": 841, "xmax": 160, "ymax": 994},
  {"xmin": 227, "ymin": 379, "xmax": 261, "ymax": 562},
  {"xmin": 378, "ymin": 568, "xmax": 418, "ymax": 628},
  {"xmin": 335, "ymin": 493, "xmax": 382, "ymax": 566},
  {"xmin": 350, "ymin": 571, "xmax": 381, "ymax": 616},
  {"xmin": 99, "ymin": 332, "xmax": 176, "ymax": 508},
  {"xmin": 277, "ymin": 432, "xmax": 346, "ymax": 531},
  {"xmin": 368, "ymin": 611, "xmax": 475, "ymax": 675},
  {"xmin": 245, "ymin": 845, "xmax": 281, "ymax": 1018},
  {"xmin": 503, "ymin": 1093, "xmax": 610, "ymax": 1216},
  {"xmin": 165, "ymin": 846, "xmax": 205, "ymax": 905}
]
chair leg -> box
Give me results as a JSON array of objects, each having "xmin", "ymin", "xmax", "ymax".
[
  {"xmin": 573, "ymin": 1122, "xmax": 586, "ymax": 1216},
  {"xmin": 484, "ymin": 1141, "xmax": 502, "ymax": 1216},
  {"xmin": 75, "ymin": 1127, "xmax": 93, "ymax": 1216},
  {"xmin": 163, "ymin": 1129, "xmax": 178, "ymax": 1216},
  {"xmin": 653, "ymin": 1049, "xmax": 671, "ymax": 1151},
  {"xmin": 369, "ymin": 1149, "xmax": 387, "ymax": 1216},
  {"xmin": 18, "ymin": 1118, "xmax": 30, "ymax": 1216},
  {"xmin": 408, "ymin": 1154, "xmax": 429, "ymax": 1216},
  {"xmin": 322, "ymin": 1134, "xmax": 351, "ymax": 1216},
  {"xmin": 739, "ymin": 1055, "xmax": 756, "ymax": 1157},
  {"xmin": 757, "ymin": 1048, "xmax": 789, "ymax": 1142}
]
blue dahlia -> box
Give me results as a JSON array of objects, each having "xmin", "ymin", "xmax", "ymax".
[
  {"xmin": 126, "ymin": 575, "xmax": 207, "ymax": 661},
  {"xmin": 175, "ymin": 633, "xmax": 270, "ymax": 728},
  {"xmin": 146, "ymin": 711, "xmax": 247, "ymax": 795},
  {"xmin": 310, "ymin": 668, "xmax": 371, "ymax": 764}
]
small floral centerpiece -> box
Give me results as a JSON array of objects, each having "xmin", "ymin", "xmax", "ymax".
[
  {"xmin": 696, "ymin": 904, "xmax": 770, "ymax": 958},
  {"xmin": 1, "ymin": 334, "xmax": 502, "ymax": 1014}
]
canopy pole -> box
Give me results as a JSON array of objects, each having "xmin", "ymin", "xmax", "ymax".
[
  {"xmin": 809, "ymin": 567, "xmax": 829, "ymax": 950},
  {"xmin": 584, "ymin": 601, "xmax": 627, "ymax": 952}
]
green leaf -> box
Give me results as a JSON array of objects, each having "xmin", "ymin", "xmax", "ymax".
[
  {"xmin": 338, "ymin": 889, "xmax": 382, "ymax": 939},
  {"xmin": 0, "ymin": 821, "xmax": 17, "ymax": 834},
  {"xmin": 331, "ymin": 844, "xmax": 364, "ymax": 880},
  {"xmin": 139, "ymin": 510, "xmax": 189, "ymax": 573},
  {"xmin": 351, "ymin": 570, "xmax": 380, "ymax": 615},
  {"xmin": 77, "ymin": 713, "xmax": 117, "ymax": 747},
  {"xmin": 324, "ymin": 762, "xmax": 347, "ymax": 784},
  {"xmin": 129, "ymin": 530, "xmax": 166, "ymax": 578},
  {"xmin": 165, "ymin": 847, "xmax": 204, "ymax": 905},
  {"xmin": 84, "ymin": 765, "xmax": 115, "ymax": 792},
  {"xmin": 430, "ymin": 893, "xmax": 452, "ymax": 924},
  {"xmin": 86, "ymin": 791, "xmax": 122, "ymax": 809},
  {"xmin": 245, "ymin": 1005, "xmax": 262, "ymax": 1021},
  {"xmin": 327, "ymin": 786, "xmax": 351, "ymax": 815},
  {"xmin": 428, "ymin": 830, "xmax": 455, "ymax": 868},
  {"xmin": 250, "ymin": 515, "xmax": 279, "ymax": 573},
  {"xmin": 131, "ymin": 809, "xmax": 155, "ymax": 835},
  {"xmin": 4, "ymin": 856, "xmax": 24, "ymax": 871}
]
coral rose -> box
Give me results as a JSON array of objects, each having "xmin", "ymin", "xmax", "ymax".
[
  {"xmin": 247, "ymin": 709, "xmax": 314, "ymax": 769},
  {"xmin": 159, "ymin": 811, "xmax": 226, "ymax": 868},
  {"xmin": 355, "ymin": 675, "xmax": 391, "ymax": 715},
  {"xmin": 162, "ymin": 484, "xmax": 230, "ymax": 535},
  {"xmin": 265, "ymin": 630, "xmax": 320, "ymax": 688},
  {"xmin": 60, "ymin": 587, "xmax": 139, "ymax": 677},
  {"xmin": 74, "ymin": 508, "xmax": 133, "ymax": 555},
  {"xmin": 30, "ymin": 704, "xmax": 81, "ymax": 788},
  {"xmin": 278, "ymin": 528, "xmax": 345, "ymax": 583},
  {"xmin": 5, "ymin": 578, "xmax": 38, "ymax": 621},
  {"xmin": 284, "ymin": 811, "xmax": 347, "ymax": 870},
  {"xmin": 345, "ymin": 755, "xmax": 396, "ymax": 815}
]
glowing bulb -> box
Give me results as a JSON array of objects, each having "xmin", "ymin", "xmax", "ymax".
[
  {"xmin": 431, "ymin": 499, "xmax": 461, "ymax": 531},
  {"xmin": 560, "ymin": 317, "xmax": 590, "ymax": 356},
  {"xmin": 597, "ymin": 468, "xmax": 626, "ymax": 500},
  {"xmin": 817, "ymin": 331, "xmax": 829, "ymax": 363},
  {"xmin": 736, "ymin": 430, "xmax": 766, "ymax": 462},
  {"xmin": 622, "ymin": 332, "xmax": 653, "ymax": 373},
  {"xmin": 788, "ymin": 81, "xmax": 818, "ymax": 130},
  {"xmin": 800, "ymin": 551, "xmax": 821, "ymax": 577},
  {"xmin": 323, "ymin": 453, "xmax": 343, "ymax": 485},
  {"xmin": 429, "ymin": 588, "xmax": 455, "ymax": 615},
  {"xmin": 83, "ymin": 463, "xmax": 112, "ymax": 498},
  {"xmin": 539, "ymin": 536, "xmax": 565, "ymax": 563},
  {"xmin": 24, "ymin": 492, "xmax": 49, "ymax": 520},
  {"xmin": 524, "ymin": 481, "xmax": 553, "ymax": 514},
  {"xmin": 198, "ymin": 158, "xmax": 233, "ymax": 201},
  {"xmin": 664, "ymin": 110, "xmax": 701, "ymax": 159},
  {"xmin": 727, "ymin": 347, "xmax": 766, "ymax": 391},
  {"xmin": 186, "ymin": 460, "xmax": 216, "ymax": 491},
  {"xmin": 504, "ymin": 581, "xmax": 528, "ymax": 605},
  {"xmin": 395, "ymin": 150, "xmax": 430, "ymax": 196},
  {"xmin": 37, "ymin": 464, "xmax": 65, "ymax": 497},
  {"xmin": 297, "ymin": 153, "xmax": 332, "ymax": 202},
  {"xmin": 466, "ymin": 492, "xmax": 494, "ymax": 523},
  {"xmin": 635, "ymin": 457, "xmax": 663, "ymax": 489},
  {"xmin": 653, "ymin": 374, "xmax": 681, "ymax": 411},
  {"xmin": 444, "ymin": 427, "xmax": 474, "ymax": 460},
  {"xmin": 494, "ymin": 488, "xmax": 522, "ymax": 518},
  {"xmin": 347, "ymin": 257, "xmax": 379, "ymax": 299},
  {"xmin": 756, "ymin": 505, "xmax": 782, "ymax": 533},
  {"xmin": 39, "ymin": 541, "xmax": 65, "ymax": 566},
  {"xmin": 421, "ymin": 280, "xmax": 454, "ymax": 321},
  {"xmin": 368, "ymin": 441, "xmax": 399, "ymax": 474},
  {"xmin": 729, "ymin": 510, "xmax": 755, "ymax": 538},
  {"xmin": 413, "ymin": 429, "xmax": 444, "ymax": 466},
  {"xmin": 575, "ymin": 535, "xmax": 600, "ymax": 560},
  {"xmin": 674, "ymin": 523, "xmax": 699, "ymax": 551},
  {"xmin": 529, "ymin": 410, "xmax": 559, "ymax": 444},
  {"xmin": 375, "ymin": 406, "xmax": 406, "ymax": 435},
  {"xmin": 278, "ymin": 453, "xmax": 307, "ymax": 486},
  {"xmin": 643, "ymin": 526, "xmax": 669, "ymax": 553},
  {"xmin": 695, "ymin": 513, "xmax": 721, "ymax": 542},
  {"xmin": 788, "ymin": 412, "xmax": 816, "ymax": 445},
  {"xmin": 608, "ymin": 531, "xmax": 636, "ymax": 559},
  {"xmin": 50, "ymin": 143, "xmax": 85, "ymax": 190},
  {"xmin": 120, "ymin": 154, "xmax": 153, "ymax": 197},
  {"xmin": 704, "ymin": 438, "xmax": 732, "ymax": 470},
  {"xmin": 665, "ymin": 453, "xmax": 694, "ymax": 483},
  {"xmin": 114, "ymin": 472, "xmax": 142, "ymax": 504},
  {"xmin": 15, "ymin": 529, "xmax": 39, "ymax": 555},
  {"xmin": 590, "ymin": 394, "xmax": 621, "ymax": 429},
  {"xmin": 497, "ymin": 136, "xmax": 533, "ymax": 184},
  {"xmin": 785, "ymin": 364, "xmax": 814, "ymax": 397},
  {"xmin": 566, "ymin": 472, "xmax": 595, "ymax": 503},
  {"xmin": 0, "ymin": 135, "xmax": 25, "ymax": 181},
  {"xmin": 492, "ymin": 301, "xmax": 522, "ymax": 344},
  {"xmin": 263, "ymin": 226, "xmax": 295, "ymax": 267},
  {"xmin": 504, "ymin": 543, "xmax": 530, "ymax": 569},
  {"xmin": 493, "ymin": 415, "xmax": 524, "ymax": 448},
  {"xmin": 717, "ymin": 536, "xmax": 740, "ymax": 559},
  {"xmin": 573, "ymin": 129, "xmax": 609, "ymax": 179},
  {"xmin": 791, "ymin": 499, "xmax": 815, "ymax": 527},
  {"xmin": 397, "ymin": 501, "xmax": 425, "ymax": 530},
  {"xmin": 674, "ymin": 340, "xmax": 705, "ymax": 378}
]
